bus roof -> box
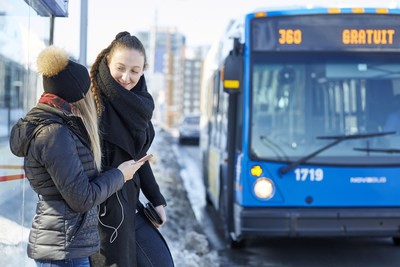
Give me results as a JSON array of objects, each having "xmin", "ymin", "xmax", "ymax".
[{"xmin": 247, "ymin": 6, "xmax": 400, "ymax": 18}]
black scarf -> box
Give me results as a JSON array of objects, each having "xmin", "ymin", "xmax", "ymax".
[{"xmin": 97, "ymin": 58, "xmax": 155, "ymax": 159}]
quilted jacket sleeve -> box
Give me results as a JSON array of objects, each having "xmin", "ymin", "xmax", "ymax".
[{"xmin": 33, "ymin": 123, "xmax": 125, "ymax": 213}]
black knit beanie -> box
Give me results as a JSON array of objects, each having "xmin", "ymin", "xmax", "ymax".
[{"xmin": 37, "ymin": 46, "xmax": 90, "ymax": 103}]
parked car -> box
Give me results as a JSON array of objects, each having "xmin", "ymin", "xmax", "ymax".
[{"xmin": 178, "ymin": 115, "xmax": 200, "ymax": 145}]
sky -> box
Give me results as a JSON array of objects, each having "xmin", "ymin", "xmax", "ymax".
[
  {"xmin": 53, "ymin": 0, "xmax": 400, "ymax": 65},
  {"xmin": 54, "ymin": 0, "xmax": 265, "ymax": 64}
]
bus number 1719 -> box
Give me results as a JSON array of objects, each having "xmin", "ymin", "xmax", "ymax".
[{"xmin": 294, "ymin": 168, "xmax": 324, "ymax": 182}]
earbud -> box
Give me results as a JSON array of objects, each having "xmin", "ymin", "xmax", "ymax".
[{"xmin": 100, "ymin": 206, "xmax": 106, "ymax": 217}]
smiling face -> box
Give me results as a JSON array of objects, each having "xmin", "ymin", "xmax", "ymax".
[{"xmin": 107, "ymin": 48, "xmax": 145, "ymax": 90}]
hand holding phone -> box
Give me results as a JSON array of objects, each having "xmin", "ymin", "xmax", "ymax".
[{"xmin": 137, "ymin": 154, "xmax": 153, "ymax": 163}]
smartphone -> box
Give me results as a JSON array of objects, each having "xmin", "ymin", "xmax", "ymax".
[{"xmin": 137, "ymin": 154, "xmax": 153, "ymax": 163}]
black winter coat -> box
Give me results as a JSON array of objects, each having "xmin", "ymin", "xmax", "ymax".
[
  {"xmin": 90, "ymin": 64, "xmax": 166, "ymax": 267},
  {"xmin": 9, "ymin": 103, "xmax": 125, "ymax": 260}
]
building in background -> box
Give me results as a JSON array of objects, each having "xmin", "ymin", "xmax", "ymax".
[
  {"xmin": 137, "ymin": 29, "xmax": 209, "ymax": 130},
  {"xmin": 182, "ymin": 46, "xmax": 209, "ymax": 117},
  {"xmin": 137, "ymin": 27, "xmax": 186, "ymax": 129}
]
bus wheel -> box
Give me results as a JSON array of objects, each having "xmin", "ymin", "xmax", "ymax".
[
  {"xmin": 218, "ymin": 188, "xmax": 231, "ymax": 246},
  {"xmin": 204, "ymin": 189, "xmax": 213, "ymax": 206},
  {"xmin": 393, "ymin": 237, "xmax": 400, "ymax": 246},
  {"xmin": 230, "ymin": 236, "xmax": 246, "ymax": 249},
  {"xmin": 224, "ymin": 222, "xmax": 246, "ymax": 248}
]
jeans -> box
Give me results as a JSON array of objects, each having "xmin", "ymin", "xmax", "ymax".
[
  {"xmin": 136, "ymin": 212, "xmax": 175, "ymax": 267},
  {"xmin": 35, "ymin": 257, "xmax": 90, "ymax": 267}
]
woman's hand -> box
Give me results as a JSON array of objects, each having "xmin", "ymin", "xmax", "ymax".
[{"xmin": 117, "ymin": 159, "xmax": 144, "ymax": 182}]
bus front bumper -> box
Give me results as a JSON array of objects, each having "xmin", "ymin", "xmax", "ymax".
[{"xmin": 235, "ymin": 204, "xmax": 400, "ymax": 238}]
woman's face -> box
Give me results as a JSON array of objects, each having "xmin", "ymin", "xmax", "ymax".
[{"xmin": 107, "ymin": 48, "xmax": 145, "ymax": 90}]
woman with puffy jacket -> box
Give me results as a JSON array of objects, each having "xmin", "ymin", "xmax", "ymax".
[{"xmin": 9, "ymin": 46, "xmax": 145, "ymax": 267}]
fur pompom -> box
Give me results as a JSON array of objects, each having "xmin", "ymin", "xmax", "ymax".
[{"xmin": 37, "ymin": 46, "xmax": 69, "ymax": 77}]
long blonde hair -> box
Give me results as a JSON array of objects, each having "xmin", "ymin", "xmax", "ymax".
[{"xmin": 72, "ymin": 90, "xmax": 102, "ymax": 172}]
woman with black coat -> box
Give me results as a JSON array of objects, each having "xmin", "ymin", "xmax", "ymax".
[
  {"xmin": 89, "ymin": 31, "xmax": 174, "ymax": 267},
  {"xmin": 9, "ymin": 46, "xmax": 144, "ymax": 267}
]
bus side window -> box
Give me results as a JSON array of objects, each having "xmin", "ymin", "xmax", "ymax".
[
  {"xmin": 236, "ymin": 93, "xmax": 243, "ymax": 151},
  {"xmin": 210, "ymin": 71, "xmax": 220, "ymax": 147}
]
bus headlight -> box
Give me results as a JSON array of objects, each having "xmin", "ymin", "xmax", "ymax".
[{"xmin": 253, "ymin": 178, "xmax": 275, "ymax": 200}]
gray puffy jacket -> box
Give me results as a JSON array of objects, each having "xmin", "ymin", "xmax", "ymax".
[{"xmin": 9, "ymin": 103, "xmax": 125, "ymax": 260}]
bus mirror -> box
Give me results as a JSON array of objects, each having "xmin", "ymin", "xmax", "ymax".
[{"xmin": 223, "ymin": 52, "xmax": 243, "ymax": 94}]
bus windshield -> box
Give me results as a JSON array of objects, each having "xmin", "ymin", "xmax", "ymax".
[{"xmin": 250, "ymin": 53, "xmax": 400, "ymax": 165}]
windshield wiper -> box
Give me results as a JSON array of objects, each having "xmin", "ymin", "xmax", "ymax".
[
  {"xmin": 279, "ymin": 131, "xmax": 396, "ymax": 175},
  {"xmin": 354, "ymin": 147, "xmax": 400, "ymax": 154}
]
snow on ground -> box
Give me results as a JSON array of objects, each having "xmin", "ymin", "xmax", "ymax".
[
  {"xmin": 0, "ymin": 217, "xmax": 34, "ymax": 267},
  {"xmin": 149, "ymin": 128, "xmax": 219, "ymax": 267},
  {"xmin": 0, "ymin": 128, "xmax": 218, "ymax": 266}
]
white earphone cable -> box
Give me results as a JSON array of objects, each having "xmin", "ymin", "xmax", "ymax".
[{"xmin": 97, "ymin": 191, "xmax": 124, "ymax": 243}]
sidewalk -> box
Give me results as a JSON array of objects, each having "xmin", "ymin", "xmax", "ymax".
[{"xmin": 149, "ymin": 128, "xmax": 219, "ymax": 267}]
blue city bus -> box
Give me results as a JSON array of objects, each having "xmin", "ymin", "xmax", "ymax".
[{"xmin": 200, "ymin": 6, "xmax": 400, "ymax": 247}]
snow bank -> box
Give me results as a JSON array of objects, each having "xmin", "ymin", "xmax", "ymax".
[{"xmin": 150, "ymin": 129, "xmax": 220, "ymax": 267}]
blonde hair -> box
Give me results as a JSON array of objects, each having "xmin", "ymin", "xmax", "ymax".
[{"xmin": 72, "ymin": 90, "xmax": 102, "ymax": 172}]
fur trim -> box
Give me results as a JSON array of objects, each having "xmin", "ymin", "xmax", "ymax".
[{"xmin": 37, "ymin": 46, "xmax": 69, "ymax": 77}]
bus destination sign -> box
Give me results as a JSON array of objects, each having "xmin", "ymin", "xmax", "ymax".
[{"xmin": 252, "ymin": 14, "xmax": 400, "ymax": 51}]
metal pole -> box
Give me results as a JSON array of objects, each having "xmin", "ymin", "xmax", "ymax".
[
  {"xmin": 49, "ymin": 15, "xmax": 55, "ymax": 45},
  {"xmin": 79, "ymin": 0, "xmax": 88, "ymax": 66}
]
